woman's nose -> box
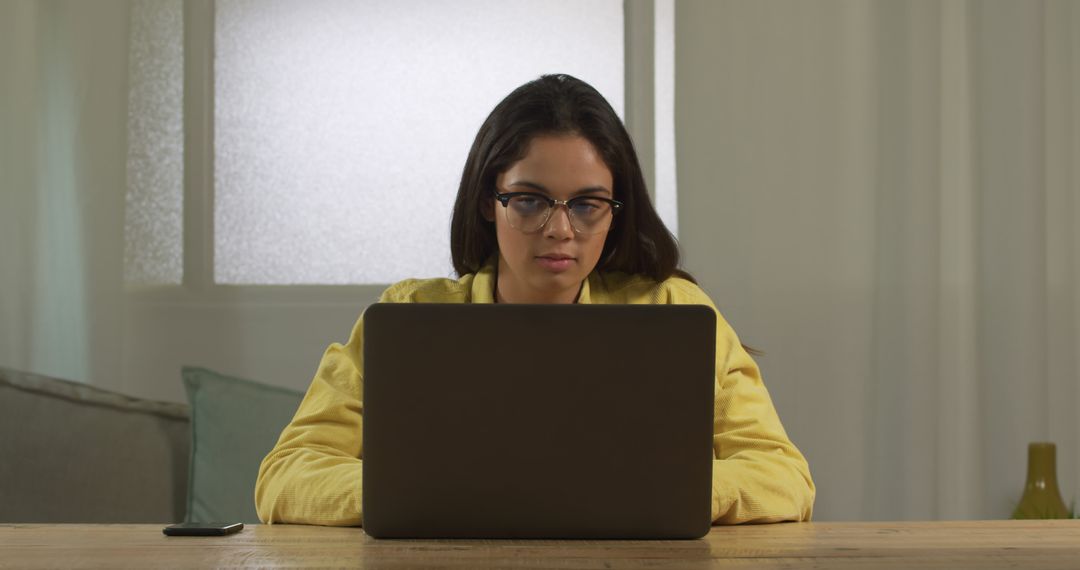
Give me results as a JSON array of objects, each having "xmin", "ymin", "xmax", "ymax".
[{"xmin": 543, "ymin": 204, "xmax": 575, "ymax": 239}]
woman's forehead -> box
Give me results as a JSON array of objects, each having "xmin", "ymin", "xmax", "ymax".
[{"xmin": 501, "ymin": 135, "xmax": 613, "ymax": 193}]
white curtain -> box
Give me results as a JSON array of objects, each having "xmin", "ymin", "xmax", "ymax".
[
  {"xmin": 0, "ymin": 0, "xmax": 130, "ymax": 391},
  {"xmin": 677, "ymin": 0, "xmax": 1080, "ymax": 520}
]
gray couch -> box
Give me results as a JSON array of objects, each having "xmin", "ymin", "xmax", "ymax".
[{"xmin": 0, "ymin": 367, "xmax": 190, "ymax": 523}]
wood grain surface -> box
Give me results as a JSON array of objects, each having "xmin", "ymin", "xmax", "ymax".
[{"xmin": 2, "ymin": 520, "xmax": 1079, "ymax": 569}]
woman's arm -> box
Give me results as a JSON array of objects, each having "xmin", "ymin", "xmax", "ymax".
[
  {"xmin": 254, "ymin": 316, "xmax": 367, "ymax": 526},
  {"xmin": 662, "ymin": 279, "xmax": 814, "ymax": 523},
  {"xmin": 254, "ymin": 278, "xmax": 461, "ymax": 525},
  {"xmin": 709, "ymin": 333, "xmax": 815, "ymax": 523}
]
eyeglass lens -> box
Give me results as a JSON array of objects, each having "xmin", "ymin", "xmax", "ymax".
[{"xmin": 504, "ymin": 195, "xmax": 613, "ymax": 234}]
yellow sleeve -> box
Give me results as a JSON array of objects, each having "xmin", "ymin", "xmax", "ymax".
[
  {"xmin": 253, "ymin": 311, "xmax": 367, "ymax": 526},
  {"xmin": 254, "ymin": 278, "xmax": 465, "ymax": 525},
  {"xmin": 666, "ymin": 281, "xmax": 815, "ymax": 524},
  {"xmin": 710, "ymin": 323, "xmax": 816, "ymax": 523}
]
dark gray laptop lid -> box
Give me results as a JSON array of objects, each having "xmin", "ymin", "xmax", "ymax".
[{"xmin": 362, "ymin": 303, "xmax": 716, "ymax": 539}]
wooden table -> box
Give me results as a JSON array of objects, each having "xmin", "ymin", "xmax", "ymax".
[{"xmin": 2, "ymin": 521, "xmax": 1079, "ymax": 568}]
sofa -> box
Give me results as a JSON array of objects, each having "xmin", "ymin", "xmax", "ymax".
[
  {"xmin": 0, "ymin": 366, "xmax": 190, "ymax": 523},
  {"xmin": 0, "ymin": 365, "xmax": 304, "ymax": 524}
]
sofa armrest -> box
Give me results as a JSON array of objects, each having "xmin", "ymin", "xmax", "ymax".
[{"xmin": 0, "ymin": 367, "xmax": 190, "ymax": 523}]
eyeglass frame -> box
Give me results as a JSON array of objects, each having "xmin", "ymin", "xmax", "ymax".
[{"xmin": 491, "ymin": 190, "xmax": 624, "ymax": 234}]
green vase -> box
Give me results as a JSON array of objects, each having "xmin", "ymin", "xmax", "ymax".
[{"xmin": 1012, "ymin": 442, "xmax": 1070, "ymax": 519}]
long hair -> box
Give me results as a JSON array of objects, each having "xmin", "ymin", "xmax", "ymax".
[
  {"xmin": 448, "ymin": 74, "xmax": 764, "ymax": 356},
  {"xmin": 449, "ymin": 74, "xmax": 685, "ymax": 282}
]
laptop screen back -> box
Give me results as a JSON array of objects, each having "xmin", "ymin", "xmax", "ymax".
[{"xmin": 362, "ymin": 303, "xmax": 716, "ymax": 539}]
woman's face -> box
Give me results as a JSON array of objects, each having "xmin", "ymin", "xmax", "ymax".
[{"xmin": 484, "ymin": 134, "xmax": 615, "ymax": 304}]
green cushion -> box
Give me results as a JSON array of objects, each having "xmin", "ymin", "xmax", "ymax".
[{"xmin": 181, "ymin": 366, "xmax": 304, "ymax": 524}]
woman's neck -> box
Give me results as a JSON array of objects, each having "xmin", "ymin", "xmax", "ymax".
[{"xmin": 494, "ymin": 260, "xmax": 581, "ymax": 304}]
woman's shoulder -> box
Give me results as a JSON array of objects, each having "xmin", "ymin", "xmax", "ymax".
[
  {"xmin": 379, "ymin": 274, "xmax": 473, "ymax": 303},
  {"xmin": 592, "ymin": 270, "xmax": 714, "ymax": 306}
]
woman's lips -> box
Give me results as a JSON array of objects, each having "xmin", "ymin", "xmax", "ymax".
[{"xmin": 535, "ymin": 256, "xmax": 575, "ymax": 273}]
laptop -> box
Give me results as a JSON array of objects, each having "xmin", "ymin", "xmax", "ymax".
[{"xmin": 361, "ymin": 303, "xmax": 716, "ymax": 539}]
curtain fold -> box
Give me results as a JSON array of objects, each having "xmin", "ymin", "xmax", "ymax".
[{"xmin": 936, "ymin": 0, "xmax": 981, "ymax": 521}]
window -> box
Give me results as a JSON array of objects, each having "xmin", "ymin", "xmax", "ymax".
[
  {"xmin": 125, "ymin": 0, "xmax": 184, "ymax": 286},
  {"xmin": 124, "ymin": 0, "xmax": 676, "ymax": 287}
]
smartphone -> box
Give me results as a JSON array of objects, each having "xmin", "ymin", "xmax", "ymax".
[{"xmin": 162, "ymin": 522, "xmax": 244, "ymax": 536}]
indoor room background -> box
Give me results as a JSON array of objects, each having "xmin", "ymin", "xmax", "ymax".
[{"xmin": 1, "ymin": 0, "xmax": 1078, "ymax": 523}]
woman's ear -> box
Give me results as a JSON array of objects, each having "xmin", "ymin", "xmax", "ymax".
[{"xmin": 480, "ymin": 198, "xmax": 495, "ymax": 223}]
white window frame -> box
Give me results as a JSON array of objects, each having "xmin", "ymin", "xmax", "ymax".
[{"xmin": 129, "ymin": 0, "xmax": 672, "ymax": 304}]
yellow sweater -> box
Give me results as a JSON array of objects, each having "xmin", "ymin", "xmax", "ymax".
[{"xmin": 255, "ymin": 261, "xmax": 815, "ymax": 525}]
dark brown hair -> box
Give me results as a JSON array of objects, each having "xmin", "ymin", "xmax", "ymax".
[
  {"xmin": 448, "ymin": 74, "xmax": 761, "ymax": 356},
  {"xmin": 449, "ymin": 74, "xmax": 685, "ymax": 282}
]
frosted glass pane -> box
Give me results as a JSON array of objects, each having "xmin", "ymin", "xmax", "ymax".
[
  {"xmin": 214, "ymin": 0, "xmax": 624, "ymax": 285},
  {"xmin": 654, "ymin": 0, "xmax": 678, "ymax": 238},
  {"xmin": 125, "ymin": 0, "xmax": 184, "ymax": 286}
]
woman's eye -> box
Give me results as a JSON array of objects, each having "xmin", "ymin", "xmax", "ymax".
[
  {"xmin": 511, "ymin": 196, "xmax": 545, "ymax": 215},
  {"xmin": 572, "ymin": 200, "xmax": 602, "ymax": 215}
]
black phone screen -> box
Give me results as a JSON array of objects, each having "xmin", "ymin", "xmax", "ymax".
[{"xmin": 162, "ymin": 522, "xmax": 244, "ymax": 536}]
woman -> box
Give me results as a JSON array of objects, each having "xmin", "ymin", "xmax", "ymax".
[{"xmin": 255, "ymin": 74, "xmax": 815, "ymax": 525}]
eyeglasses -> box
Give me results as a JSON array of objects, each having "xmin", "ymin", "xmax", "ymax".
[{"xmin": 493, "ymin": 191, "xmax": 623, "ymax": 235}]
